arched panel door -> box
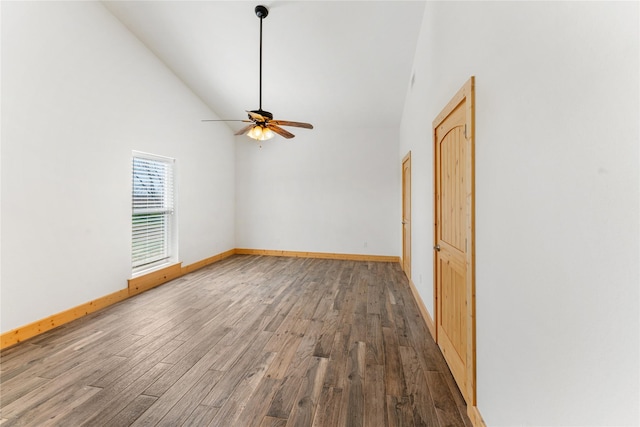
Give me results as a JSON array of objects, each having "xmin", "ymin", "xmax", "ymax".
[{"xmin": 433, "ymin": 77, "xmax": 476, "ymax": 408}]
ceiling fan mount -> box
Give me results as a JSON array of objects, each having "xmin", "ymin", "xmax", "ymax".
[
  {"xmin": 202, "ymin": 4, "xmax": 313, "ymax": 142},
  {"xmin": 255, "ymin": 5, "xmax": 268, "ymax": 19}
]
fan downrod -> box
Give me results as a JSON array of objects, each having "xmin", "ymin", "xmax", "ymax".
[{"xmin": 255, "ymin": 5, "xmax": 268, "ymax": 19}]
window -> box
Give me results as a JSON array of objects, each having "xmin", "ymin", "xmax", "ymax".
[{"xmin": 131, "ymin": 152, "xmax": 175, "ymax": 274}]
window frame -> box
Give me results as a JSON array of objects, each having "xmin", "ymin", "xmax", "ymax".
[{"xmin": 131, "ymin": 151, "xmax": 177, "ymax": 277}]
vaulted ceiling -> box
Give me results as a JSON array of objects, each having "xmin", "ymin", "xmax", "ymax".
[{"xmin": 103, "ymin": 1, "xmax": 425, "ymax": 133}]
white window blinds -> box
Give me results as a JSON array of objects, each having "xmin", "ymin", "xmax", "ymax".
[{"xmin": 132, "ymin": 154, "xmax": 175, "ymax": 270}]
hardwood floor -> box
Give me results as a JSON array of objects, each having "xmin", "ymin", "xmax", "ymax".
[{"xmin": 0, "ymin": 255, "xmax": 471, "ymax": 426}]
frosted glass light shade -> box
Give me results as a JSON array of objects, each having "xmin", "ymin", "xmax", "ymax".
[
  {"xmin": 248, "ymin": 126, "xmax": 263, "ymax": 139},
  {"xmin": 261, "ymin": 128, "xmax": 274, "ymax": 140}
]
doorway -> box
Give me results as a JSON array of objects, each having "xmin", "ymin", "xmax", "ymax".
[
  {"xmin": 402, "ymin": 152, "xmax": 411, "ymax": 279},
  {"xmin": 433, "ymin": 77, "xmax": 476, "ymax": 407}
]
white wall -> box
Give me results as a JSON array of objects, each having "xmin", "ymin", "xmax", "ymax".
[
  {"xmin": 400, "ymin": 1, "xmax": 639, "ymax": 425},
  {"xmin": 236, "ymin": 126, "xmax": 399, "ymax": 257},
  {"xmin": 1, "ymin": 1, "xmax": 236, "ymax": 333}
]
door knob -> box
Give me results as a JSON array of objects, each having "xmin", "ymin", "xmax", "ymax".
[{"xmin": 434, "ymin": 244, "xmax": 441, "ymax": 251}]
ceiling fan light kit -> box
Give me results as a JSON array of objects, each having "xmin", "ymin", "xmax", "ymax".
[
  {"xmin": 202, "ymin": 4, "xmax": 313, "ymax": 144},
  {"xmin": 249, "ymin": 125, "xmax": 275, "ymax": 141}
]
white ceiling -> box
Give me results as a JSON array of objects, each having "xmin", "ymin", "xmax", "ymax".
[{"xmin": 103, "ymin": 1, "xmax": 425, "ymax": 132}]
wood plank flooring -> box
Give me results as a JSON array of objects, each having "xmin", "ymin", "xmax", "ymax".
[{"xmin": 0, "ymin": 255, "xmax": 471, "ymax": 426}]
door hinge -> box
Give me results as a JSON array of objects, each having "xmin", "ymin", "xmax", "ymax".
[{"xmin": 464, "ymin": 124, "xmax": 467, "ymax": 139}]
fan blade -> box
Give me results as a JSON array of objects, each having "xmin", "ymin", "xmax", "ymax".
[
  {"xmin": 235, "ymin": 123, "xmax": 256, "ymax": 136},
  {"xmin": 267, "ymin": 123, "xmax": 295, "ymax": 139},
  {"xmin": 271, "ymin": 120, "xmax": 313, "ymax": 129},
  {"xmin": 246, "ymin": 111, "xmax": 266, "ymax": 122},
  {"xmin": 202, "ymin": 119, "xmax": 252, "ymax": 122}
]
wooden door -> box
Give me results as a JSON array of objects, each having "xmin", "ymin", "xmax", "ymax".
[
  {"xmin": 433, "ymin": 77, "xmax": 476, "ymax": 406},
  {"xmin": 402, "ymin": 152, "xmax": 411, "ymax": 278}
]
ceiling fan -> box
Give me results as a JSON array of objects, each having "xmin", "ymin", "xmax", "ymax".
[{"xmin": 203, "ymin": 5, "xmax": 313, "ymax": 141}]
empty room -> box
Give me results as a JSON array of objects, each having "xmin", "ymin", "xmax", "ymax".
[{"xmin": 1, "ymin": 1, "xmax": 638, "ymax": 426}]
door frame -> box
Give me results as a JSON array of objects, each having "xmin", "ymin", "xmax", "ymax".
[
  {"xmin": 402, "ymin": 151, "xmax": 412, "ymax": 279},
  {"xmin": 432, "ymin": 76, "xmax": 476, "ymax": 407}
]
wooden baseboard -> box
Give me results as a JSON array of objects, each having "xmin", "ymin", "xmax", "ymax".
[
  {"xmin": 129, "ymin": 249, "xmax": 237, "ymax": 296},
  {"xmin": 407, "ymin": 277, "xmax": 436, "ymax": 339},
  {"xmin": 1, "ymin": 247, "xmax": 398, "ymax": 350},
  {"xmin": 405, "ymin": 276, "xmax": 485, "ymax": 427},
  {"xmin": 468, "ymin": 405, "xmax": 487, "ymax": 427},
  {"xmin": 1, "ymin": 249, "xmax": 236, "ymax": 350},
  {"xmin": 128, "ymin": 263, "xmax": 183, "ymax": 296},
  {"xmin": 0, "ymin": 288, "xmax": 130, "ymax": 350},
  {"xmin": 235, "ymin": 248, "xmax": 399, "ymax": 263},
  {"xmin": 182, "ymin": 249, "xmax": 236, "ymax": 275},
  {"xmin": 422, "ymin": 300, "xmax": 436, "ymax": 339}
]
